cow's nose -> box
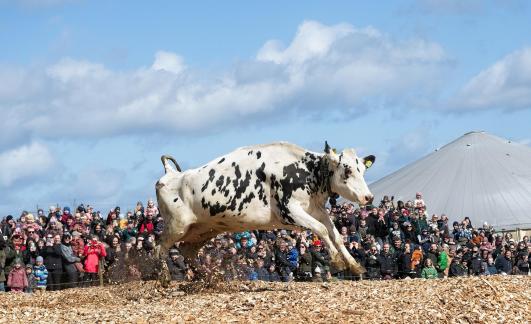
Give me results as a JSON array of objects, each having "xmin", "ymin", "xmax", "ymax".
[{"xmin": 365, "ymin": 195, "xmax": 374, "ymax": 204}]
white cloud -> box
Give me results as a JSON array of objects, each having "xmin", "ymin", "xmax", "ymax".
[
  {"xmin": 451, "ymin": 47, "xmax": 531, "ymax": 111},
  {"xmin": 0, "ymin": 21, "xmax": 450, "ymax": 146},
  {"xmin": 151, "ymin": 51, "xmax": 185, "ymax": 75},
  {"xmin": 0, "ymin": 142, "xmax": 55, "ymax": 187}
]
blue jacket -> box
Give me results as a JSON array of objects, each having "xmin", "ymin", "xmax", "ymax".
[
  {"xmin": 33, "ymin": 265, "xmax": 48, "ymax": 288},
  {"xmin": 288, "ymin": 248, "xmax": 299, "ymax": 269}
]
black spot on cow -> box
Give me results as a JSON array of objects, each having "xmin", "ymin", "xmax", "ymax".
[
  {"xmin": 192, "ymin": 189, "xmax": 195, "ymax": 195},
  {"xmin": 211, "ymin": 189, "xmax": 216, "ymax": 195},
  {"xmin": 254, "ymin": 162, "xmax": 268, "ymax": 206},
  {"xmin": 238, "ymin": 192, "xmax": 255, "ymax": 212},
  {"xmin": 215, "ymin": 175, "xmax": 225, "ymax": 190},
  {"xmin": 255, "ymin": 162, "xmax": 266, "ymax": 182},
  {"xmin": 231, "ymin": 162, "xmax": 236, "ymax": 167},
  {"xmin": 248, "ymin": 150, "xmax": 253, "ymax": 155},
  {"xmin": 218, "ymin": 157, "xmax": 225, "ymax": 164},
  {"xmin": 256, "ymin": 151, "xmax": 262, "ymax": 159},
  {"xmin": 201, "ymin": 169, "xmax": 217, "ymax": 192},
  {"xmin": 173, "ymin": 197, "xmax": 179, "ymax": 202},
  {"xmin": 201, "ymin": 197, "xmax": 227, "ymax": 217}
]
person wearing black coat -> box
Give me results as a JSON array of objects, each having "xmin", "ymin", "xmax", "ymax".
[
  {"xmin": 297, "ymin": 245, "xmax": 313, "ymax": 281},
  {"xmin": 469, "ymin": 248, "xmax": 483, "ymax": 276},
  {"xmin": 274, "ymin": 241, "xmax": 294, "ymax": 282},
  {"xmin": 449, "ymin": 258, "xmax": 467, "ymax": 277},
  {"xmin": 41, "ymin": 235, "xmax": 64, "ymax": 291},
  {"xmin": 167, "ymin": 250, "xmax": 187, "ymax": 281},
  {"xmin": 364, "ymin": 246, "xmax": 381, "ymax": 280},
  {"xmin": 495, "ymin": 250, "xmax": 513, "ymax": 275},
  {"xmin": 378, "ymin": 243, "xmax": 397, "ymax": 279}
]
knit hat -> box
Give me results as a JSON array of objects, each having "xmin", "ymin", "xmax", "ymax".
[
  {"xmin": 36, "ymin": 256, "xmax": 44, "ymax": 263},
  {"xmin": 6, "ymin": 215, "xmax": 13, "ymax": 222},
  {"xmin": 26, "ymin": 264, "xmax": 33, "ymax": 269}
]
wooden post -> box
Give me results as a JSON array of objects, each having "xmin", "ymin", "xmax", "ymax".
[{"xmin": 99, "ymin": 259, "xmax": 104, "ymax": 287}]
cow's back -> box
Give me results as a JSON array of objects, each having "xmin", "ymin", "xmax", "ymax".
[{"xmin": 179, "ymin": 142, "xmax": 319, "ymax": 224}]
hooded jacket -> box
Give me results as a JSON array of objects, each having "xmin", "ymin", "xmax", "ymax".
[{"xmin": 7, "ymin": 266, "xmax": 28, "ymax": 290}]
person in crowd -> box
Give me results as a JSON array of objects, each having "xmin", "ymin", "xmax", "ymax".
[
  {"xmin": 297, "ymin": 243, "xmax": 313, "ymax": 281},
  {"xmin": 33, "ymin": 256, "xmax": 48, "ymax": 291},
  {"xmin": 495, "ymin": 250, "xmax": 513, "ymax": 275},
  {"xmin": 7, "ymin": 260, "xmax": 28, "ymax": 292},
  {"xmin": 60, "ymin": 233, "xmax": 81, "ymax": 288},
  {"xmin": 449, "ymin": 257, "xmax": 467, "ymax": 277},
  {"xmin": 364, "ymin": 245, "xmax": 381, "ymax": 280},
  {"xmin": 379, "ymin": 243, "xmax": 397, "ymax": 279},
  {"xmin": 421, "ymin": 259, "xmax": 438, "ymax": 279},
  {"xmin": 310, "ymin": 240, "xmax": 330, "ymax": 281},
  {"xmin": 83, "ymin": 235, "xmax": 107, "ymax": 286},
  {"xmin": 275, "ymin": 240, "xmax": 295, "ymax": 282},
  {"xmin": 167, "ymin": 248, "xmax": 187, "ymax": 281},
  {"xmin": 250, "ymin": 258, "xmax": 270, "ymax": 281},
  {"xmin": 41, "ymin": 234, "xmax": 63, "ymax": 291},
  {"xmin": 25, "ymin": 264, "xmax": 37, "ymax": 293}
]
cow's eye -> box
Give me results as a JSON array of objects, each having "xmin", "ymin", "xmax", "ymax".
[{"xmin": 344, "ymin": 168, "xmax": 352, "ymax": 178}]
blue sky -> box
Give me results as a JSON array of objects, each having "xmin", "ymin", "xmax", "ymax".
[{"xmin": 1, "ymin": 0, "xmax": 530, "ymax": 215}]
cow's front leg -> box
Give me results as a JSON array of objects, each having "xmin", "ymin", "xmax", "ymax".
[
  {"xmin": 285, "ymin": 204, "xmax": 342, "ymax": 270},
  {"xmin": 313, "ymin": 206, "xmax": 365, "ymax": 275}
]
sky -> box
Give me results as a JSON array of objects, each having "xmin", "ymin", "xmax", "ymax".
[{"xmin": 1, "ymin": 0, "xmax": 530, "ymax": 216}]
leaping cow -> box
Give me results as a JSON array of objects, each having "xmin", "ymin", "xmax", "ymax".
[{"xmin": 156, "ymin": 141, "xmax": 375, "ymax": 275}]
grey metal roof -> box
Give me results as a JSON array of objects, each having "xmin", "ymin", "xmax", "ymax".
[{"xmin": 369, "ymin": 131, "xmax": 531, "ymax": 229}]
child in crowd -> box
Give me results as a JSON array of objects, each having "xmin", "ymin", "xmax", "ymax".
[
  {"xmin": 33, "ymin": 256, "xmax": 49, "ymax": 291},
  {"xmin": 421, "ymin": 259, "xmax": 438, "ymax": 279},
  {"xmin": 7, "ymin": 261, "xmax": 28, "ymax": 292},
  {"xmin": 25, "ymin": 264, "xmax": 37, "ymax": 293}
]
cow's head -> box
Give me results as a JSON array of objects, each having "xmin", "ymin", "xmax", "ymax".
[{"xmin": 324, "ymin": 141, "xmax": 375, "ymax": 206}]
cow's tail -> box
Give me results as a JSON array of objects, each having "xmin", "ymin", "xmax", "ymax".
[{"xmin": 161, "ymin": 155, "xmax": 182, "ymax": 174}]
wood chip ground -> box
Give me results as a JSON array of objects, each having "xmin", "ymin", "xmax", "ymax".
[{"xmin": 0, "ymin": 276, "xmax": 529, "ymax": 323}]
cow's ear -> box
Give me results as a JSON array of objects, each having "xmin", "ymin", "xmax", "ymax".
[{"xmin": 363, "ymin": 155, "xmax": 376, "ymax": 169}]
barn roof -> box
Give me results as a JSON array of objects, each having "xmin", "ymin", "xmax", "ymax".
[{"xmin": 369, "ymin": 131, "xmax": 531, "ymax": 229}]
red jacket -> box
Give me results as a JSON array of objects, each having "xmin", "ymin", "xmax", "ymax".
[
  {"xmin": 139, "ymin": 220, "xmax": 154, "ymax": 234},
  {"xmin": 8, "ymin": 267, "xmax": 28, "ymax": 290},
  {"xmin": 83, "ymin": 242, "xmax": 107, "ymax": 273}
]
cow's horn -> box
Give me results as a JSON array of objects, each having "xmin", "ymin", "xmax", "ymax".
[
  {"xmin": 324, "ymin": 141, "xmax": 331, "ymax": 154},
  {"xmin": 161, "ymin": 155, "xmax": 182, "ymax": 174}
]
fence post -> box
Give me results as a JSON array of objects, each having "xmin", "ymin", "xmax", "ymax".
[{"xmin": 99, "ymin": 259, "xmax": 104, "ymax": 287}]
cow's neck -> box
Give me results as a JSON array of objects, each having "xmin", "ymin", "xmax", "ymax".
[{"xmin": 316, "ymin": 155, "xmax": 334, "ymax": 202}]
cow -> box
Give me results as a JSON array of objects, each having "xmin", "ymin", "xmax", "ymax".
[{"xmin": 156, "ymin": 141, "xmax": 375, "ymax": 275}]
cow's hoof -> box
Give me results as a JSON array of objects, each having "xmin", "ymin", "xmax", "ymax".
[
  {"xmin": 349, "ymin": 263, "xmax": 366, "ymax": 276},
  {"xmin": 331, "ymin": 258, "xmax": 347, "ymax": 271}
]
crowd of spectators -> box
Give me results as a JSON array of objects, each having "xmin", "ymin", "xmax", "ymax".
[{"xmin": 1, "ymin": 193, "xmax": 530, "ymax": 293}]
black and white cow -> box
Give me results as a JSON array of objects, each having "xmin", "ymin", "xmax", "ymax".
[{"xmin": 156, "ymin": 142, "xmax": 375, "ymax": 274}]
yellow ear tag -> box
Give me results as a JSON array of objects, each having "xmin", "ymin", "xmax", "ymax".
[
  {"xmin": 332, "ymin": 148, "xmax": 337, "ymax": 154},
  {"xmin": 364, "ymin": 160, "xmax": 373, "ymax": 169}
]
